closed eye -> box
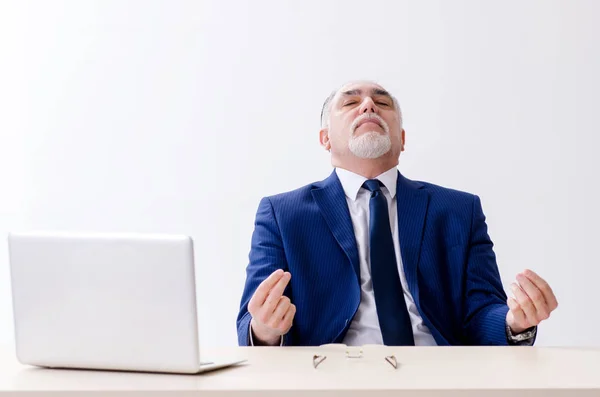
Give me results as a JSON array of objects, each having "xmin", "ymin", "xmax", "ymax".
[{"xmin": 343, "ymin": 101, "xmax": 358, "ymax": 106}]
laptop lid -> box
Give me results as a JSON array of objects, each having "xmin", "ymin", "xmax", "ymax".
[{"xmin": 8, "ymin": 231, "xmax": 205, "ymax": 373}]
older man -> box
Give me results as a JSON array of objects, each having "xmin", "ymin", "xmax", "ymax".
[{"xmin": 236, "ymin": 80, "xmax": 558, "ymax": 346}]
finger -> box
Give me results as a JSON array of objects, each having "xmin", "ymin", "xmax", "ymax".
[
  {"xmin": 511, "ymin": 283, "xmax": 538, "ymax": 324},
  {"xmin": 250, "ymin": 269, "xmax": 285, "ymax": 308},
  {"xmin": 264, "ymin": 272, "xmax": 291, "ymax": 311},
  {"xmin": 517, "ymin": 273, "xmax": 551, "ymax": 320},
  {"xmin": 279, "ymin": 304, "xmax": 296, "ymax": 334},
  {"xmin": 267, "ymin": 296, "xmax": 291, "ymax": 329},
  {"xmin": 507, "ymin": 297, "xmax": 527, "ymax": 328},
  {"xmin": 522, "ymin": 269, "xmax": 558, "ymax": 311}
]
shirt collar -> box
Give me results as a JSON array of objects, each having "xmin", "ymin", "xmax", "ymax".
[{"xmin": 335, "ymin": 166, "xmax": 398, "ymax": 201}]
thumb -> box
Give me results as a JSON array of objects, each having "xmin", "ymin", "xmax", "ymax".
[{"xmin": 507, "ymin": 297, "xmax": 528, "ymax": 333}]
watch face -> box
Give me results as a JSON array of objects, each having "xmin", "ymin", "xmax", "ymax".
[
  {"xmin": 514, "ymin": 330, "xmax": 535, "ymax": 341},
  {"xmin": 506, "ymin": 325, "xmax": 536, "ymax": 342},
  {"xmin": 521, "ymin": 330, "xmax": 535, "ymax": 339}
]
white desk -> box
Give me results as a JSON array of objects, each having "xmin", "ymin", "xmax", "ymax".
[{"xmin": 1, "ymin": 344, "xmax": 599, "ymax": 396}]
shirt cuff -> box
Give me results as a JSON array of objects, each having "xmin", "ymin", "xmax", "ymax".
[{"xmin": 248, "ymin": 322, "xmax": 284, "ymax": 346}]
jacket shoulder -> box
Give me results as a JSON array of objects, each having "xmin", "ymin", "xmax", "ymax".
[
  {"xmin": 262, "ymin": 174, "xmax": 332, "ymax": 206},
  {"xmin": 405, "ymin": 176, "xmax": 479, "ymax": 214},
  {"xmin": 419, "ymin": 180, "xmax": 476, "ymax": 200}
]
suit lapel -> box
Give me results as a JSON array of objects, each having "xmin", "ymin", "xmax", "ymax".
[
  {"xmin": 311, "ymin": 171, "xmax": 360, "ymax": 284},
  {"xmin": 396, "ymin": 172, "xmax": 429, "ymax": 297}
]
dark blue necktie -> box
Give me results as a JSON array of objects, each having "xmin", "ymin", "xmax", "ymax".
[{"xmin": 362, "ymin": 179, "xmax": 415, "ymax": 346}]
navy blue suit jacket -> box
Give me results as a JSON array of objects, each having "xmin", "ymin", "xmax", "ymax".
[{"xmin": 237, "ymin": 170, "xmax": 511, "ymax": 346}]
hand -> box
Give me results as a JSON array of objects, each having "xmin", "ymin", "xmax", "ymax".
[
  {"xmin": 506, "ymin": 269, "xmax": 558, "ymax": 334},
  {"xmin": 248, "ymin": 269, "xmax": 295, "ymax": 346}
]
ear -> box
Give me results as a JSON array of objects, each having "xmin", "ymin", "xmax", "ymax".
[
  {"xmin": 400, "ymin": 129, "xmax": 406, "ymax": 152},
  {"xmin": 319, "ymin": 128, "xmax": 331, "ymax": 151}
]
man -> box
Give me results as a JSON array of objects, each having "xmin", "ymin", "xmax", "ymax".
[{"xmin": 236, "ymin": 80, "xmax": 558, "ymax": 346}]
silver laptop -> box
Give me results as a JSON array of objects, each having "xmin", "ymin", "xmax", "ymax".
[{"xmin": 7, "ymin": 231, "xmax": 246, "ymax": 374}]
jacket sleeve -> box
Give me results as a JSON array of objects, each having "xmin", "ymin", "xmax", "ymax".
[
  {"xmin": 236, "ymin": 197, "xmax": 292, "ymax": 346},
  {"xmin": 462, "ymin": 195, "xmax": 513, "ymax": 345}
]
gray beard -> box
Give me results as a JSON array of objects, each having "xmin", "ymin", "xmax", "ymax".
[{"xmin": 348, "ymin": 131, "xmax": 392, "ymax": 159}]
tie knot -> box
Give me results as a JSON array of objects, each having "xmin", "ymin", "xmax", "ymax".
[{"xmin": 362, "ymin": 179, "xmax": 382, "ymax": 193}]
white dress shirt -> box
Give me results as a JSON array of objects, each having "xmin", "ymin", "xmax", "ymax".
[{"xmin": 337, "ymin": 167, "xmax": 437, "ymax": 346}]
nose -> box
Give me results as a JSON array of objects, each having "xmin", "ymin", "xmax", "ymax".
[{"xmin": 359, "ymin": 97, "xmax": 378, "ymax": 114}]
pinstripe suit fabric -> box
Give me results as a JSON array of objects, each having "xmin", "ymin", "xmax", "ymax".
[{"xmin": 237, "ymin": 169, "xmax": 510, "ymax": 346}]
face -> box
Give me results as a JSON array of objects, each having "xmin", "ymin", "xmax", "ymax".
[{"xmin": 320, "ymin": 82, "xmax": 404, "ymax": 161}]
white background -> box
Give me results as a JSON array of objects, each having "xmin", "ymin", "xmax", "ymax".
[{"xmin": 1, "ymin": 0, "xmax": 598, "ymax": 347}]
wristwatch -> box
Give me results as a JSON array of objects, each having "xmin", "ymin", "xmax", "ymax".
[{"xmin": 506, "ymin": 323, "xmax": 537, "ymax": 343}]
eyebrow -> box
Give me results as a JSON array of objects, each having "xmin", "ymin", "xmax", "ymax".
[{"xmin": 340, "ymin": 88, "xmax": 393, "ymax": 99}]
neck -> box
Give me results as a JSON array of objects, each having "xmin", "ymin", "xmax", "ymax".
[{"xmin": 332, "ymin": 155, "xmax": 399, "ymax": 179}]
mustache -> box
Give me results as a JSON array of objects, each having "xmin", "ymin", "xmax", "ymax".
[{"xmin": 350, "ymin": 113, "xmax": 390, "ymax": 136}]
